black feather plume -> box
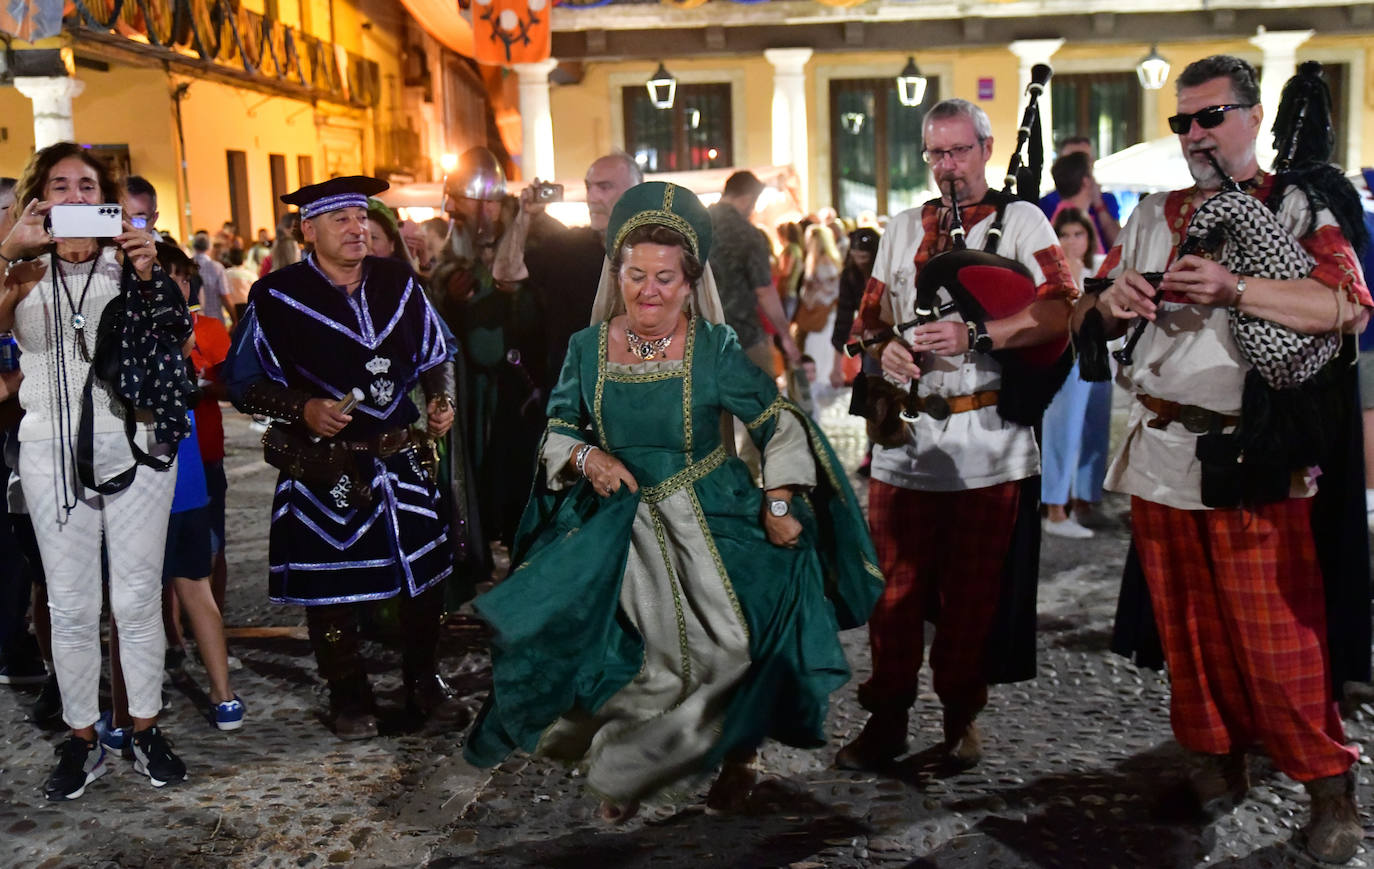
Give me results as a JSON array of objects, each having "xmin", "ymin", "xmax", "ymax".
[{"xmin": 1269, "ymin": 61, "xmax": 1368, "ymax": 258}]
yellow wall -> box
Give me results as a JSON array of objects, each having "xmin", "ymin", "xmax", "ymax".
[
  {"xmin": 175, "ymin": 78, "xmax": 328, "ymax": 238},
  {"xmin": 0, "ymin": 87, "xmax": 38, "ymax": 176},
  {"xmin": 73, "ymin": 66, "xmax": 180, "ymax": 223}
]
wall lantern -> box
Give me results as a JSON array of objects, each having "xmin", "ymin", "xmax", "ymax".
[
  {"xmin": 1136, "ymin": 44, "xmax": 1170, "ymax": 91},
  {"xmin": 896, "ymin": 56, "xmax": 928, "ymax": 107},
  {"xmin": 647, "ymin": 63, "xmax": 677, "ymax": 110}
]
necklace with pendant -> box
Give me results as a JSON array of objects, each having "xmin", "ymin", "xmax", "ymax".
[
  {"xmin": 625, "ymin": 326, "xmax": 674, "ymax": 361},
  {"xmin": 53, "ymin": 251, "xmax": 99, "ymax": 362}
]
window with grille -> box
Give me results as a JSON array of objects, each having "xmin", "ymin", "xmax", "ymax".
[
  {"xmin": 1051, "ymin": 72, "xmax": 1142, "ymax": 159},
  {"xmin": 829, "ymin": 76, "xmax": 939, "ymax": 219},
  {"xmin": 622, "ymin": 83, "xmax": 733, "ymax": 174}
]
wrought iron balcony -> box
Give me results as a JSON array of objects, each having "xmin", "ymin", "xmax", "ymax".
[{"xmin": 66, "ymin": 0, "xmax": 381, "ymax": 108}]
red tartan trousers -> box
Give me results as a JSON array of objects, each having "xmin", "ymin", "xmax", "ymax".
[
  {"xmin": 859, "ymin": 479, "xmax": 1020, "ymax": 714},
  {"xmin": 1132, "ymin": 496, "xmax": 1356, "ymax": 782}
]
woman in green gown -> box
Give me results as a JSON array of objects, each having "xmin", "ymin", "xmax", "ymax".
[{"xmin": 463, "ymin": 182, "xmax": 883, "ymax": 821}]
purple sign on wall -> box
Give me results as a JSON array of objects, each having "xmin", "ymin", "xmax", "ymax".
[{"xmin": 978, "ymin": 77, "xmax": 995, "ymax": 100}]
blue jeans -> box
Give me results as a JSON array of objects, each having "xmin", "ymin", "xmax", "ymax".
[{"xmin": 1040, "ymin": 360, "xmax": 1112, "ymax": 506}]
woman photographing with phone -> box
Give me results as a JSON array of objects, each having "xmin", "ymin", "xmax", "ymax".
[{"xmin": 0, "ymin": 142, "xmax": 191, "ymax": 800}]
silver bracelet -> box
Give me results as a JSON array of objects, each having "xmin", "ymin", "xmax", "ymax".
[{"xmin": 574, "ymin": 443, "xmax": 597, "ymax": 477}]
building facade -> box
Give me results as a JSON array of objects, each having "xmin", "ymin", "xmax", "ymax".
[{"xmin": 0, "ymin": 0, "xmax": 499, "ymax": 241}]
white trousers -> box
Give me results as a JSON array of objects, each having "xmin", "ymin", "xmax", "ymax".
[{"xmin": 20, "ymin": 432, "xmax": 175, "ymax": 729}]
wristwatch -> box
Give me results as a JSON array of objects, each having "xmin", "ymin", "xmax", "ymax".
[
  {"xmin": 766, "ymin": 496, "xmax": 791, "ymax": 518},
  {"xmin": 969, "ymin": 320, "xmax": 993, "ymax": 354}
]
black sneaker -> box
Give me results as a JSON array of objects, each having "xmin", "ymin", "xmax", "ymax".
[
  {"xmin": 0, "ymin": 653, "xmax": 48, "ymax": 686},
  {"xmin": 30, "ymin": 674, "xmax": 64, "ymax": 730},
  {"xmin": 130, "ymin": 726, "xmax": 187, "ymax": 788},
  {"xmin": 44, "ymin": 735, "xmax": 108, "ymax": 800}
]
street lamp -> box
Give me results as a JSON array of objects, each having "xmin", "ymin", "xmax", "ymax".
[
  {"xmin": 647, "ymin": 63, "xmax": 677, "ymax": 110},
  {"xmin": 896, "ymin": 56, "xmax": 928, "ymax": 107},
  {"xmin": 1136, "ymin": 44, "xmax": 1170, "ymax": 91}
]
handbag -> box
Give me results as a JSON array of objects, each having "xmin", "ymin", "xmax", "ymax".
[
  {"xmin": 791, "ymin": 300, "xmax": 832, "ymax": 334},
  {"xmin": 76, "ymin": 257, "xmax": 181, "ymax": 495}
]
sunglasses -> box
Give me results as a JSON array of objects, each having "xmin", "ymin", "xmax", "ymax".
[{"xmin": 1167, "ymin": 104, "xmax": 1254, "ymax": 135}]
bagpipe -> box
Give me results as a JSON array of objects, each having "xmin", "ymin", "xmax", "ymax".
[
  {"xmin": 1078, "ymin": 61, "xmax": 1365, "ymax": 507},
  {"xmin": 847, "ymin": 64, "xmax": 1071, "ymax": 445}
]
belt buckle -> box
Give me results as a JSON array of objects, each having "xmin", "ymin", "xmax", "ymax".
[
  {"xmin": 1179, "ymin": 404, "xmax": 1212, "ymax": 434},
  {"xmin": 922, "ymin": 394, "xmax": 951, "ymax": 421}
]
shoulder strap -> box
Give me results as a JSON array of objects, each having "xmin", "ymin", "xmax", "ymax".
[{"xmin": 981, "ymin": 191, "xmax": 1017, "ymax": 256}]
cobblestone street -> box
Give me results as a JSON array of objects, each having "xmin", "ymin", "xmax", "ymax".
[{"xmin": 2, "ymin": 396, "xmax": 1372, "ymax": 868}]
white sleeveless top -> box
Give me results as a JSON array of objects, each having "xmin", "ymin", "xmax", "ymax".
[{"xmin": 11, "ymin": 247, "xmax": 131, "ymax": 443}]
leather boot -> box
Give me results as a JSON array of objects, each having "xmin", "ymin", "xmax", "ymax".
[
  {"xmin": 1304, "ymin": 768, "xmax": 1362, "ymax": 864},
  {"xmin": 835, "ymin": 710, "xmax": 909, "ymax": 770},
  {"xmin": 942, "ymin": 701, "xmax": 985, "ymax": 769},
  {"xmin": 1153, "ymin": 751, "xmax": 1250, "ymax": 821},
  {"xmin": 399, "ymin": 588, "xmax": 468, "ymax": 729},
  {"xmin": 306, "ymin": 605, "xmax": 378, "ymax": 741}
]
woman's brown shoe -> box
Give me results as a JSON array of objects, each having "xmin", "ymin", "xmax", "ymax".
[
  {"xmin": 706, "ymin": 759, "xmax": 762, "ymax": 813},
  {"xmin": 835, "ymin": 712, "xmax": 908, "ymax": 770}
]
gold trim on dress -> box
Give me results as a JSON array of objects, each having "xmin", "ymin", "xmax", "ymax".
[
  {"xmin": 594, "ymin": 322, "xmax": 609, "ymax": 449},
  {"xmin": 547, "ymin": 418, "xmax": 582, "ymax": 434},
  {"xmin": 604, "ymin": 366, "xmax": 685, "ymax": 384},
  {"xmin": 647, "ymin": 503, "xmax": 693, "ymax": 708},
  {"xmin": 687, "ymin": 488, "xmax": 750, "ymax": 639},
  {"xmin": 682, "ymin": 318, "xmax": 697, "ymax": 456},
  {"xmin": 640, "ymin": 445, "xmax": 728, "ymax": 504},
  {"xmin": 746, "ymin": 393, "xmax": 787, "ymax": 430}
]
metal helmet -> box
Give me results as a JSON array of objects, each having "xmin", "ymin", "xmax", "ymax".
[{"xmin": 447, "ymin": 147, "xmax": 506, "ymax": 202}]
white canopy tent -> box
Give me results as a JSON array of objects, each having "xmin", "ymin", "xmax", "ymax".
[{"xmin": 1093, "ymin": 136, "xmax": 1195, "ymax": 194}]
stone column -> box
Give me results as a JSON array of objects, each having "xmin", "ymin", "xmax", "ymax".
[
  {"xmin": 764, "ymin": 48, "xmax": 813, "ymax": 210},
  {"xmin": 513, "ymin": 58, "xmax": 559, "ymax": 181},
  {"xmin": 14, "ymin": 76, "xmax": 85, "ymax": 149},
  {"xmin": 1007, "ymin": 39, "xmax": 1064, "ymax": 191},
  {"xmin": 1249, "ymin": 27, "xmax": 1313, "ymax": 166}
]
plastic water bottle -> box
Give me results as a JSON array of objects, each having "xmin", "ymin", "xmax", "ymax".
[{"xmin": 0, "ymin": 333, "xmax": 18, "ymax": 373}]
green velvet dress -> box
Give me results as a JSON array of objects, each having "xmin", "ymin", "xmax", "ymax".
[{"xmin": 464, "ymin": 317, "xmax": 883, "ymax": 802}]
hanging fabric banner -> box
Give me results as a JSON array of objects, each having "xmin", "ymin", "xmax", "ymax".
[
  {"xmin": 473, "ymin": 0, "xmax": 553, "ymax": 66},
  {"xmin": 0, "ymin": 0, "xmax": 63, "ymax": 41}
]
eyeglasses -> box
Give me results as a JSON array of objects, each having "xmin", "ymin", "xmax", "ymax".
[
  {"xmin": 1167, "ymin": 104, "xmax": 1254, "ymax": 135},
  {"xmin": 921, "ymin": 143, "xmax": 979, "ymax": 164}
]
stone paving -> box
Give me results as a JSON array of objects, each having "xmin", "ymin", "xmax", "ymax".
[{"xmin": 1, "ymin": 395, "xmax": 1372, "ymax": 868}]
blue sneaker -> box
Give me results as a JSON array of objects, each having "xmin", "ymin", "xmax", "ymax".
[
  {"xmin": 214, "ymin": 695, "xmax": 245, "ymax": 731},
  {"xmin": 94, "ymin": 710, "xmax": 132, "ymax": 759}
]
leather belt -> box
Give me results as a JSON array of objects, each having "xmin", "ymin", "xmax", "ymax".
[
  {"xmin": 338, "ymin": 428, "xmax": 411, "ymax": 457},
  {"xmin": 908, "ymin": 389, "xmax": 999, "ymax": 421},
  {"xmin": 1137, "ymin": 394, "xmax": 1239, "ymax": 434}
]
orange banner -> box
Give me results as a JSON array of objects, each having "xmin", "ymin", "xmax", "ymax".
[{"xmin": 473, "ymin": 0, "xmax": 552, "ymax": 67}]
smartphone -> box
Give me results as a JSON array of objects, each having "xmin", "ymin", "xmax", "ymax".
[{"xmin": 49, "ymin": 204, "xmax": 123, "ymax": 239}]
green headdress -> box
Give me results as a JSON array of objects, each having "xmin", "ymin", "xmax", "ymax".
[{"xmin": 605, "ymin": 181, "xmax": 713, "ymax": 262}]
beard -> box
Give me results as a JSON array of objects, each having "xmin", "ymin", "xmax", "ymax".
[
  {"xmin": 1185, "ymin": 152, "xmax": 1224, "ymax": 189},
  {"xmin": 445, "ymin": 215, "xmax": 505, "ymax": 265}
]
